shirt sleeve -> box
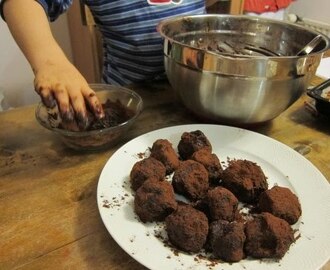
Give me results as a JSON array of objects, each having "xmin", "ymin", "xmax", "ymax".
[{"xmin": 0, "ymin": 0, "xmax": 73, "ymax": 22}]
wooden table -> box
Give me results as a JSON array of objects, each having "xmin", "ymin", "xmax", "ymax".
[{"xmin": 0, "ymin": 79, "xmax": 329, "ymax": 270}]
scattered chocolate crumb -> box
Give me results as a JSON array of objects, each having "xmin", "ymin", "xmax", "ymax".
[
  {"xmin": 137, "ymin": 152, "xmax": 146, "ymax": 159},
  {"xmin": 102, "ymin": 200, "xmax": 110, "ymax": 208},
  {"xmin": 130, "ymin": 235, "xmax": 137, "ymax": 243},
  {"xmin": 295, "ymin": 233, "xmax": 301, "ymax": 241}
]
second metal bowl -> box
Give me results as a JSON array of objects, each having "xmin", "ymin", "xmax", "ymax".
[{"xmin": 157, "ymin": 15, "xmax": 330, "ymax": 125}]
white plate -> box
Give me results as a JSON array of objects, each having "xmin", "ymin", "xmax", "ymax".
[{"xmin": 97, "ymin": 124, "xmax": 330, "ymax": 270}]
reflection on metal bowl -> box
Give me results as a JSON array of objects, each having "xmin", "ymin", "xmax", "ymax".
[{"xmin": 157, "ymin": 15, "xmax": 330, "ymax": 125}]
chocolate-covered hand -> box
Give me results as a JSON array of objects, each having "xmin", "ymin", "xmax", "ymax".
[
  {"xmin": 34, "ymin": 60, "xmax": 105, "ymax": 130},
  {"xmin": 3, "ymin": 0, "xmax": 105, "ymax": 131}
]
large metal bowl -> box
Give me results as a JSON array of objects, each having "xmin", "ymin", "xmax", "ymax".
[{"xmin": 157, "ymin": 15, "xmax": 330, "ymax": 125}]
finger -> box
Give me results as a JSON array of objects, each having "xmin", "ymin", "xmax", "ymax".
[
  {"xmin": 52, "ymin": 84, "xmax": 74, "ymax": 122},
  {"xmin": 82, "ymin": 87, "xmax": 105, "ymax": 119},
  {"xmin": 34, "ymin": 83, "xmax": 57, "ymax": 108},
  {"xmin": 67, "ymin": 88, "xmax": 89, "ymax": 130}
]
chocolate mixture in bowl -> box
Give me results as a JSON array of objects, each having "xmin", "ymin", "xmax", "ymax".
[
  {"xmin": 88, "ymin": 99, "xmax": 135, "ymax": 130},
  {"xmin": 59, "ymin": 99, "xmax": 135, "ymax": 131}
]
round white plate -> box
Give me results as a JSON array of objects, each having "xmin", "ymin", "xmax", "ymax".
[{"xmin": 97, "ymin": 124, "xmax": 330, "ymax": 270}]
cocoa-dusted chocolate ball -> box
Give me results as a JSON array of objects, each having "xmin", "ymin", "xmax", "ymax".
[
  {"xmin": 258, "ymin": 186, "xmax": 302, "ymax": 225},
  {"xmin": 172, "ymin": 160, "xmax": 209, "ymax": 200},
  {"xmin": 134, "ymin": 178, "xmax": 177, "ymax": 223},
  {"xmin": 244, "ymin": 212, "xmax": 294, "ymax": 259},
  {"xmin": 208, "ymin": 220, "xmax": 246, "ymax": 262},
  {"xmin": 177, "ymin": 130, "xmax": 212, "ymax": 160},
  {"xmin": 130, "ymin": 157, "xmax": 166, "ymax": 191},
  {"xmin": 221, "ymin": 159, "xmax": 268, "ymax": 203},
  {"xmin": 207, "ymin": 186, "xmax": 238, "ymax": 222},
  {"xmin": 165, "ymin": 204, "xmax": 209, "ymax": 253},
  {"xmin": 191, "ymin": 149, "xmax": 223, "ymax": 185},
  {"xmin": 150, "ymin": 139, "xmax": 180, "ymax": 175}
]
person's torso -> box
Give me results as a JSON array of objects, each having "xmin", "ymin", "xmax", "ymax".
[
  {"xmin": 83, "ymin": 0, "xmax": 205, "ymax": 85},
  {"xmin": 84, "ymin": 0, "xmax": 205, "ymax": 49}
]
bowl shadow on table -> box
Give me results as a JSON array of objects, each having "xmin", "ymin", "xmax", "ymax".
[{"xmin": 287, "ymin": 96, "xmax": 330, "ymax": 136}]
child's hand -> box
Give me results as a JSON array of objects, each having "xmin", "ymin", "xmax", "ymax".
[{"xmin": 34, "ymin": 59, "xmax": 105, "ymax": 130}]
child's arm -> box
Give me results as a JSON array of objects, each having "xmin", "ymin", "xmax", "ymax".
[{"xmin": 3, "ymin": 0, "xmax": 104, "ymax": 129}]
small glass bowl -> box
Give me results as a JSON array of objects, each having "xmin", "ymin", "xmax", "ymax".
[{"xmin": 35, "ymin": 84, "xmax": 143, "ymax": 151}]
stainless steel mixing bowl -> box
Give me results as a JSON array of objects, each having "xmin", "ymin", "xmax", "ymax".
[{"xmin": 157, "ymin": 15, "xmax": 330, "ymax": 125}]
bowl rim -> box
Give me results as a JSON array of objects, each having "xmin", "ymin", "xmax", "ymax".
[
  {"xmin": 35, "ymin": 85, "xmax": 143, "ymax": 137},
  {"xmin": 157, "ymin": 14, "xmax": 330, "ymax": 60}
]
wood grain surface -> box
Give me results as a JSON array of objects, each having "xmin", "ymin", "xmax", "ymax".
[{"xmin": 0, "ymin": 79, "xmax": 329, "ymax": 270}]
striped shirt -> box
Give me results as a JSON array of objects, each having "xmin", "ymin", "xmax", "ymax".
[{"xmin": 1, "ymin": 0, "xmax": 205, "ymax": 85}]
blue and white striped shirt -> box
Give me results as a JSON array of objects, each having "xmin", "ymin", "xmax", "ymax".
[{"xmin": 1, "ymin": 0, "xmax": 205, "ymax": 85}]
